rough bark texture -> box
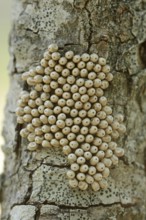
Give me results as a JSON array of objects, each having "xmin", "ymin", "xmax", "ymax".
[{"xmin": 1, "ymin": 0, "xmax": 146, "ymax": 219}]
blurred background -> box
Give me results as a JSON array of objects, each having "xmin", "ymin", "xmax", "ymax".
[{"xmin": 0, "ymin": 1, "xmax": 11, "ymax": 174}]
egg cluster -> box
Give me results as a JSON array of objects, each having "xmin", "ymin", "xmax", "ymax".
[{"xmin": 16, "ymin": 44, "xmax": 126, "ymax": 191}]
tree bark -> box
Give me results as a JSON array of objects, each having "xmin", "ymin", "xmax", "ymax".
[{"xmin": 1, "ymin": 0, "xmax": 146, "ymax": 219}]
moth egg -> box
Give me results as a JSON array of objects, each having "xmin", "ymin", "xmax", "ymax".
[
  {"xmin": 93, "ymin": 64, "xmax": 102, "ymax": 72},
  {"xmin": 80, "ymin": 127, "xmax": 88, "ymax": 135},
  {"xmin": 56, "ymin": 119, "xmax": 65, "ymax": 128},
  {"xmin": 93, "ymin": 173, "xmax": 102, "ymax": 181},
  {"xmin": 58, "ymin": 76, "xmax": 67, "ymax": 85},
  {"xmin": 71, "ymin": 163, "xmax": 80, "ymax": 171},
  {"xmin": 48, "ymin": 115, "xmax": 56, "ymax": 125},
  {"xmin": 99, "ymin": 120, "xmax": 108, "ymax": 129},
  {"xmin": 35, "ymin": 126, "xmax": 43, "ymax": 135},
  {"xmin": 66, "ymin": 61, "xmax": 75, "ymax": 70},
  {"xmin": 80, "ymin": 164, "xmax": 89, "ymax": 173},
  {"xmin": 72, "ymin": 55, "xmax": 81, "ymax": 63},
  {"xmin": 63, "ymin": 83, "xmax": 71, "ymax": 92},
  {"xmin": 84, "ymin": 80, "xmax": 93, "ymax": 88},
  {"xmin": 77, "ymin": 61, "xmax": 86, "ymax": 69},
  {"xmin": 34, "ymin": 75, "xmax": 43, "ymax": 83},
  {"xmin": 60, "ymin": 138, "xmax": 69, "ymax": 146},
  {"xmin": 71, "ymin": 125, "xmax": 80, "ymax": 133},
  {"xmin": 102, "ymin": 135, "xmax": 112, "ymax": 143},
  {"xmin": 90, "ymin": 156, "xmax": 99, "ymax": 166},
  {"xmin": 75, "ymin": 148, "xmax": 84, "ymax": 156},
  {"xmin": 65, "ymin": 51, "xmax": 74, "ymax": 59},
  {"xmin": 72, "ymin": 67, "xmax": 80, "ymax": 76},
  {"xmin": 51, "ymin": 52, "xmax": 60, "ymax": 61},
  {"xmin": 106, "ymin": 73, "xmax": 113, "ymax": 81},
  {"xmin": 27, "ymin": 123, "xmax": 35, "ymax": 132},
  {"xmin": 69, "ymin": 141, "xmax": 79, "ymax": 149},
  {"xmin": 50, "ymin": 125, "xmax": 59, "ymax": 135},
  {"xmin": 90, "ymin": 146, "xmax": 98, "ymax": 154},
  {"xmin": 29, "ymin": 90, "xmax": 38, "ymax": 100},
  {"xmin": 42, "ymin": 125, "xmax": 51, "ymax": 133},
  {"xmin": 71, "ymin": 84, "xmax": 79, "ymax": 93},
  {"xmin": 98, "ymin": 57, "xmax": 106, "ymax": 66},
  {"xmin": 73, "ymin": 117, "xmax": 82, "ymax": 125},
  {"xmin": 89, "ymin": 126, "xmax": 98, "ymax": 134},
  {"xmin": 91, "ymin": 117, "xmax": 100, "ymax": 126},
  {"xmin": 86, "ymin": 61, "xmax": 94, "ymax": 71},
  {"xmin": 76, "ymin": 134, "xmax": 85, "ymax": 143},
  {"xmin": 90, "ymin": 53, "xmax": 98, "ymax": 62},
  {"xmin": 76, "ymin": 173, "xmax": 86, "ymax": 181},
  {"xmin": 68, "ymin": 153, "xmax": 77, "ymax": 163},
  {"xmin": 105, "ymin": 149, "xmax": 113, "ymax": 158},
  {"xmin": 50, "ymin": 139, "xmax": 60, "ymax": 147},
  {"xmin": 66, "ymin": 170, "xmax": 76, "ymax": 179},
  {"xmin": 111, "ymin": 155, "xmax": 119, "ymax": 165},
  {"xmin": 118, "ymin": 124, "xmax": 126, "ymax": 134},
  {"xmin": 22, "ymin": 72, "xmax": 30, "ymax": 81},
  {"xmin": 67, "ymin": 133, "xmax": 76, "ymax": 141},
  {"xmin": 111, "ymin": 130, "xmax": 119, "ymax": 139},
  {"xmin": 102, "ymin": 64, "xmax": 110, "ymax": 73},
  {"xmin": 102, "ymin": 158, "xmax": 112, "ymax": 167},
  {"xmin": 102, "ymin": 167, "xmax": 110, "ymax": 178},
  {"xmin": 65, "ymin": 118, "xmax": 73, "ymax": 127},
  {"xmin": 43, "ymin": 75, "xmax": 51, "ymax": 84},
  {"xmin": 98, "ymin": 179, "xmax": 108, "ymax": 189},
  {"xmin": 77, "ymin": 156, "xmax": 86, "ymax": 164},
  {"xmin": 81, "ymin": 143, "xmax": 90, "ymax": 151},
  {"xmin": 76, "ymin": 78, "xmax": 85, "ymax": 87},
  {"xmin": 55, "ymin": 64, "xmax": 63, "ymax": 73},
  {"xmin": 55, "ymin": 132, "xmax": 64, "ymax": 140},
  {"xmin": 43, "ymin": 51, "xmax": 51, "ymax": 60},
  {"xmin": 23, "ymin": 114, "xmax": 32, "ymax": 123},
  {"xmin": 44, "ymin": 67, "xmax": 53, "ymax": 75},
  {"xmin": 48, "ymin": 44, "xmax": 58, "ymax": 53},
  {"xmin": 58, "ymin": 113, "xmax": 66, "ymax": 120},
  {"xmin": 93, "ymin": 137, "xmax": 102, "ymax": 146},
  {"xmin": 101, "ymin": 80, "xmax": 109, "ymax": 90},
  {"xmin": 36, "ymin": 65, "xmax": 44, "ymax": 74},
  {"xmin": 93, "ymin": 78, "xmax": 101, "ymax": 88},
  {"xmin": 96, "ymin": 162, "xmax": 105, "ymax": 172},
  {"xmin": 20, "ymin": 128, "xmax": 29, "ymax": 138},
  {"xmin": 63, "ymin": 145, "xmax": 72, "ymax": 155},
  {"xmin": 95, "ymin": 88, "xmax": 104, "ymax": 97},
  {"xmin": 114, "ymin": 147, "xmax": 124, "ymax": 157},
  {"xmin": 79, "ymin": 69, "xmax": 88, "ymax": 78},
  {"xmin": 31, "ymin": 109, "xmax": 39, "ymax": 117},
  {"xmin": 83, "ymin": 102, "xmax": 91, "ymax": 111},
  {"xmin": 78, "ymin": 181, "xmax": 88, "ymax": 190},
  {"xmin": 78, "ymin": 110, "xmax": 87, "ymax": 118},
  {"xmin": 88, "ymin": 72, "xmax": 97, "ymax": 80},
  {"xmin": 96, "ymin": 150, "xmax": 105, "ymax": 159},
  {"xmin": 85, "ymin": 134, "xmax": 94, "ymax": 143},
  {"xmin": 50, "ymin": 71, "xmax": 59, "ymax": 80},
  {"xmin": 69, "ymin": 179, "xmax": 78, "ymax": 188},
  {"xmin": 27, "ymin": 142, "xmax": 38, "ymax": 151},
  {"xmin": 91, "ymin": 182, "xmax": 100, "ymax": 192},
  {"xmin": 84, "ymin": 151, "xmax": 92, "ymax": 160},
  {"xmin": 62, "ymin": 68, "xmax": 70, "ymax": 77},
  {"xmin": 99, "ymin": 142, "xmax": 108, "ymax": 151},
  {"xmin": 85, "ymin": 174, "xmax": 94, "ymax": 184}
]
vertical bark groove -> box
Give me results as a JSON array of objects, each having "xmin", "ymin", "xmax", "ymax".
[{"xmin": 1, "ymin": 0, "xmax": 146, "ymax": 219}]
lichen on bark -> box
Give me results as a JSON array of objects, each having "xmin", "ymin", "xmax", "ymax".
[{"xmin": 1, "ymin": 0, "xmax": 146, "ymax": 219}]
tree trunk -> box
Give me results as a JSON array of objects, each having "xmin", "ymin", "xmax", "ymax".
[{"xmin": 1, "ymin": 0, "xmax": 146, "ymax": 219}]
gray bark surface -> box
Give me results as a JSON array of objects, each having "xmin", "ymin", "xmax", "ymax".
[{"xmin": 1, "ymin": 0, "xmax": 146, "ymax": 219}]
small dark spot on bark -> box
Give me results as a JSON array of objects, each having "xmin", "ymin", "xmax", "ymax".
[
  {"xmin": 139, "ymin": 41, "xmax": 146, "ymax": 68},
  {"xmin": 144, "ymin": 147, "xmax": 146, "ymax": 175}
]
